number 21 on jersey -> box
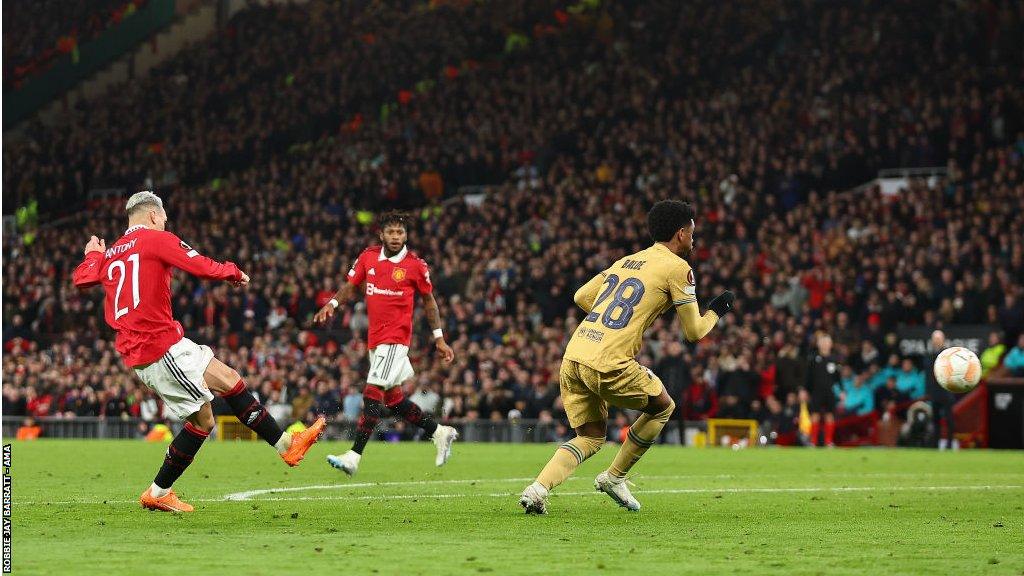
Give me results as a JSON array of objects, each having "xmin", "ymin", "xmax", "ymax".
[
  {"xmin": 109, "ymin": 253, "xmax": 140, "ymax": 319},
  {"xmin": 584, "ymin": 273, "xmax": 645, "ymax": 329}
]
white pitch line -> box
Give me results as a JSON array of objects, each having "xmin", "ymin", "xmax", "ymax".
[
  {"xmin": 235, "ymin": 484, "xmax": 1024, "ymax": 503},
  {"xmin": 19, "ymin": 471, "xmax": 1019, "ymax": 506},
  {"xmin": 225, "ymin": 484, "xmax": 1024, "ymax": 503},
  {"xmin": 223, "ymin": 476, "xmax": 537, "ymax": 501},
  {"xmin": 226, "ymin": 471, "xmax": 1015, "ymax": 502},
  {"xmin": 15, "ymin": 483, "xmax": 1022, "ymax": 507}
]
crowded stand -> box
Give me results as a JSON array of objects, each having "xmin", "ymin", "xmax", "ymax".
[
  {"xmin": 3, "ymin": 0, "xmax": 145, "ymax": 84},
  {"xmin": 3, "ymin": 0, "xmax": 1023, "ymax": 446}
]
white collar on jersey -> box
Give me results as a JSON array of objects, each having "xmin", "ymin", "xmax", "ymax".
[
  {"xmin": 378, "ymin": 245, "xmax": 408, "ymax": 263},
  {"xmin": 124, "ymin": 225, "xmax": 147, "ymax": 235}
]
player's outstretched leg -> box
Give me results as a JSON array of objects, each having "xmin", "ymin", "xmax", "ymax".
[
  {"xmin": 140, "ymin": 407, "xmax": 213, "ymax": 513},
  {"xmin": 596, "ymin": 396, "xmax": 675, "ymax": 512},
  {"xmin": 384, "ymin": 387, "xmax": 458, "ymax": 467},
  {"xmin": 208, "ymin": 359, "xmax": 325, "ymax": 466},
  {"xmin": 328, "ymin": 385, "xmax": 385, "ymax": 476},
  {"xmin": 520, "ymin": 423, "xmax": 605, "ymax": 515}
]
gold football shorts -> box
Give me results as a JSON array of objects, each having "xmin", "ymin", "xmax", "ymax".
[{"xmin": 559, "ymin": 359, "xmax": 664, "ymax": 429}]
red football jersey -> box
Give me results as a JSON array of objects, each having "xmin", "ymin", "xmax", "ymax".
[
  {"xmin": 72, "ymin": 225, "xmax": 243, "ymax": 367},
  {"xmin": 346, "ymin": 245, "xmax": 433, "ymax": 348}
]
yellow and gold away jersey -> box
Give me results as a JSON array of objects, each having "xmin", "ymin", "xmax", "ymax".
[{"xmin": 563, "ymin": 243, "xmax": 697, "ymax": 372}]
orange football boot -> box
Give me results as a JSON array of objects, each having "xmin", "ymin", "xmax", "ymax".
[
  {"xmin": 281, "ymin": 416, "xmax": 326, "ymax": 467},
  {"xmin": 140, "ymin": 488, "xmax": 194, "ymax": 512}
]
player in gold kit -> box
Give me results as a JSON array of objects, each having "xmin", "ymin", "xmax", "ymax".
[{"xmin": 520, "ymin": 200, "xmax": 735, "ymax": 513}]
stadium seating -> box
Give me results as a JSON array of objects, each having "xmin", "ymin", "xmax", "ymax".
[
  {"xmin": 3, "ymin": 0, "xmax": 141, "ymax": 83},
  {"xmin": 3, "ymin": 0, "xmax": 1022, "ymax": 444}
]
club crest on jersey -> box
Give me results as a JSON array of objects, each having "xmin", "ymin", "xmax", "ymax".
[
  {"xmin": 682, "ymin": 268, "xmax": 697, "ymax": 295},
  {"xmin": 392, "ymin": 268, "xmax": 406, "ymax": 282}
]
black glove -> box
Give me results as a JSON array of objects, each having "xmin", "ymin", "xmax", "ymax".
[{"xmin": 708, "ymin": 290, "xmax": 735, "ymax": 317}]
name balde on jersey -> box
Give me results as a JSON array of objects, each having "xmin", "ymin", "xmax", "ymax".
[{"xmin": 564, "ymin": 243, "xmax": 697, "ymax": 372}]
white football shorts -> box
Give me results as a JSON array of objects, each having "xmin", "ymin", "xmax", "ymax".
[
  {"xmin": 366, "ymin": 343, "xmax": 415, "ymax": 390},
  {"xmin": 134, "ymin": 337, "xmax": 215, "ymax": 419}
]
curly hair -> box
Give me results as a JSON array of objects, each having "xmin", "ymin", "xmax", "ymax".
[
  {"xmin": 647, "ymin": 200, "xmax": 695, "ymax": 242},
  {"xmin": 378, "ymin": 210, "xmax": 411, "ymax": 230}
]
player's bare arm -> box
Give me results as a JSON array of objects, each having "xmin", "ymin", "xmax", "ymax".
[
  {"xmin": 421, "ymin": 291, "xmax": 455, "ymax": 364},
  {"xmin": 314, "ymin": 281, "xmax": 357, "ymax": 325}
]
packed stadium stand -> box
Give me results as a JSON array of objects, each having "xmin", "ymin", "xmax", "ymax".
[
  {"xmin": 3, "ymin": 0, "xmax": 143, "ymax": 83},
  {"xmin": 3, "ymin": 0, "xmax": 1023, "ymax": 446}
]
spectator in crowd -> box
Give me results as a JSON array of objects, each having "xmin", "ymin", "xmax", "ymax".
[
  {"xmin": 1004, "ymin": 334, "xmax": 1024, "ymax": 377},
  {"xmin": 895, "ymin": 359, "xmax": 926, "ymax": 400},
  {"xmin": 980, "ymin": 331, "xmax": 1007, "ymax": 377},
  {"xmin": 313, "ymin": 380, "xmax": 341, "ymax": 418},
  {"xmin": 655, "ymin": 341, "xmax": 690, "ymax": 439},
  {"xmin": 290, "ymin": 386, "xmax": 313, "ymax": 423},
  {"xmin": 682, "ymin": 371, "xmax": 717, "ymax": 422},
  {"xmin": 341, "ymin": 387, "xmax": 363, "ymax": 423},
  {"xmin": 266, "ymin": 390, "xmax": 292, "ymax": 424},
  {"xmin": 838, "ymin": 374, "xmax": 874, "ymax": 417},
  {"xmin": 875, "ymin": 376, "xmax": 910, "ymax": 418}
]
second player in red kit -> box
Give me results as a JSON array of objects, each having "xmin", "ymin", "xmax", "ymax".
[{"xmin": 315, "ymin": 211, "xmax": 457, "ymax": 476}]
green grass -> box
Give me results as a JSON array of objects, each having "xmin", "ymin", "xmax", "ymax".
[{"xmin": 9, "ymin": 440, "xmax": 1024, "ymax": 575}]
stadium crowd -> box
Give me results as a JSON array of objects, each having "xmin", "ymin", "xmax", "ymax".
[
  {"xmin": 3, "ymin": 0, "xmax": 146, "ymax": 84},
  {"xmin": 3, "ymin": 0, "xmax": 1023, "ymax": 444}
]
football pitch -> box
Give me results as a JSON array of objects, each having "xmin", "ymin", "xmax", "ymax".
[{"xmin": 9, "ymin": 440, "xmax": 1024, "ymax": 575}]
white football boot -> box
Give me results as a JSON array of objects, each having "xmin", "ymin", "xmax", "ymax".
[
  {"xmin": 594, "ymin": 471, "xmax": 641, "ymax": 511},
  {"xmin": 432, "ymin": 425, "xmax": 458, "ymax": 467},
  {"xmin": 326, "ymin": 450, "xmax": 361, "ymax": 476},
  {"xmin": 519, "ymin": 481, "xmax": 549, "ymax": 515}
]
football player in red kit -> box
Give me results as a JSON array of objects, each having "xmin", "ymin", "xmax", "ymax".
[
  {"xmin": 72, "ymin": 191, "xmax": 325, "ymax": 512},
  {"xmin": 314, "ymin": 211, "xmax": 457, "ymax": 476}
]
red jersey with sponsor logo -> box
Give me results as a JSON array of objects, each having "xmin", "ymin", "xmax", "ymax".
[
  {"xmin": 346, "ymin": 245, "xmax": 433, "ymax": 348},
  {"xmin": 72, "ymin": 226, "xmax": 243, "ymax": 367}
]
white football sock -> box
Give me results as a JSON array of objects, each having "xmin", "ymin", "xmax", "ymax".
[
  {"xmin": 150, "ymin": 483, "xmax": 170, "ymax": 498},
  {"xmin": 275, "ymin": 432, "xmax": 292, "ymax": 453}
]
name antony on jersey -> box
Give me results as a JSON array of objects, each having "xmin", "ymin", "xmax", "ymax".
[
  {"xmin": 104, "ymin": 237, "xmax": 199, "ymax": 260},
  {"xmin": 105, "ymin": 238, "xmax": 138, "ymax": 259}
]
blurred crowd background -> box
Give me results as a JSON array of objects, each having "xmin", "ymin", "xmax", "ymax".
[{"xmin": 3, "ymin": 0, "xmax": 1023, "ymax": 444}]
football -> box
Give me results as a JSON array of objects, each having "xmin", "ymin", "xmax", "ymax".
[{"xmin": 933, "ymin": 346, "xmax": 982, "ymax": 393}]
